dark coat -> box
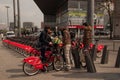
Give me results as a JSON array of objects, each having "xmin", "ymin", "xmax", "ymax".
[{"xmin": 39, "ymin": 31, "xmax": 52, "ymax": 46}]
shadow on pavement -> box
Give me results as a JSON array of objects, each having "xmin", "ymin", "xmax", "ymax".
[
  {"xmin": 8, "ymin": 74, "xmax": 28, "ymax": 78},
  {"xmin": 7, "ymin": 49, "xmax": 24, "ymax": 58},
  {"xmin": 6, "ymin": 68, "xmax": 22, "ymax": 73},
  {"xmin": 6, "ymin": 68, "xmax": 29, "ymax": 78},
  {"xmin": 52, "ymin": 71, "xmax": 120, "ymax": 80}
]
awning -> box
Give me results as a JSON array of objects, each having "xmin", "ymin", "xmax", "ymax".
[{"xmin": 34, "ymin": 0, "xmax": 67, "ymax": 15}]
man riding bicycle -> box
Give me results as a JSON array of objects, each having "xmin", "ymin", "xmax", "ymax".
[{"xmin": 38, "ymin": 25, "xmax": 52, "ymax": 63}]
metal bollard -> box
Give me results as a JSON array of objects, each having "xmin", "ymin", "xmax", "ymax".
[
  {"xmin": 101, "ymin": 45, "xmax": 109, "ymax": 64},
  {"xmin": 71, "ymin": 47, "xmax": 81, "ymax": 68},
  {"xmin": 90, "ymin": 45, "xmax": 97, "ymax": 61},
  {"xmin": 115, "ymin": 47, "xmax": 120, "ymax": 68},
  {"xmin": 84, "ymin": 49, "xmax": 96, "ymax": 73}
]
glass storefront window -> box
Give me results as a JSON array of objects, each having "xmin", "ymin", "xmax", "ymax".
[{"xmin": 68, "ymin": 0, "xmax": 78, "ymax": 8}]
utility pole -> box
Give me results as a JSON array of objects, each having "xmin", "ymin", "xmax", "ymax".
[
  {"xmin": 17, "ymin": 0, "xmax": 21, "ymax": 37},
  {"xmin": 87, "ymin": 0, "xmax": 95, "ymax": 43},
  {"xmin": 84, "ymin": 0, "xmax": 96, "ymax": 73},
  {"xmin": 5, "ymin": 6, "xmax": 10, "ymax": 31},
  {"xmin": 107, "ymin": 1, "xmax": 113, "ymax": 39},
  {"xmin": 13, "ymin": 0, "xmax": 16, "ymax": 32}
]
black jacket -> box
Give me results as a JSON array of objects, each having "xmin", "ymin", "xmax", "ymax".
[{"xmin": 39, "ymin": 31, "xmax": 52, "ymax": 46}]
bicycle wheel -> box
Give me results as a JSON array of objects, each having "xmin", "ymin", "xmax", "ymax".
[
  {"xmin": 79, "ymin": 49, "xmax": 87, "ymax": 68},
  {"xmin": 80, "ymin": 53, "xmax": 86, "ymax": 67},
  {"xmin": 53, "ymin": 54, "xmax": 64, "ymax": 71},
  {"xmin": 23, "ymin": 62, "xmax": 40, "ymax": 76},
  {"xmin": 96, "ymin": 50, "xmax": 103, "ymax": 58}
]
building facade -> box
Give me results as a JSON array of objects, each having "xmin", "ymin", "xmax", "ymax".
[
  {"xmin": 113, "ymin": 0, "xmax": 120, "ymax": 39},
  {"xmin": 35, "ymin": 0, "xmax": 106, "ymax": 29},
  {"xmin": 10, "ymin": 22, "xmax": 14, "ymax": 31},
  {"xmin": 56, "ymin": 0, "xmax": 106, "ymax": 28},
  {"xmin": 23, "ymin": 22, "xmax": 34, "ymax": 32}
]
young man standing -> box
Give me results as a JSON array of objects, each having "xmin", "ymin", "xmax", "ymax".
[{"xmin": 62, "ymin": 27, "xmax": 71, "ymax": 71}]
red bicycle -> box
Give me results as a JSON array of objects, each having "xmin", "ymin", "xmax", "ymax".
[
  {"xmin": 71, "ymin": 39, "xmax": 104, "ymax": 68},
  {"xmin": 23, "ymin": 43, "xmax": 64, "ymax": 76},
  {"xmin": 72, "ymin": 39, "xmax": 104, "ymax": 58}
]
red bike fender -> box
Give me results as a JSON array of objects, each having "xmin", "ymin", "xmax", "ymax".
[
  {"xmin": 79, "ymin": 43, "xmax": 84, "ymax": 49},
  {"xmin": 89, "ymin": 43, "xmax": 94, "ymax": 49},
  {"xmin": 23, "ymin": 56, "xmax": 42, "ymax": 65},
  {"xmin": 71, "ymin": 41, "xmax": 77, "ymax": 48},
  {"xmin": 97, "ymin": 45, "xmax": 104, "ymax": 51}
]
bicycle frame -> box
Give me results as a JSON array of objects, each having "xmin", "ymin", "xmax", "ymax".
[
  {"xmin": 23, "ymin": 48, "xmax": 58, "ymax": 69},
  {"xmin": 23, "ymin": 43, "xmax": 63, "ymax": 70},
  {"xmin": 23, "ymin": 56, "xmax": 48, "ymax": 69}
]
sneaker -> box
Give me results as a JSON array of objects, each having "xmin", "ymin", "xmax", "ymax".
[{"xmin": 64, "ymin": 67, "xmax": 70, "ymax": 71}]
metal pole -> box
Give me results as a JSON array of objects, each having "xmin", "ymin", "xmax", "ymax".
[
  {"xmin": 107, "ymin": 2, "xmax": 113, "ymax": 39},
  {"xmin": 13, "ymin": 0, "xmax": 16, "ymax": 32},
  {"xmin": 85, "ymin": 0, "xmax": 96, "ymax": 73},
  {"xmin": 87, "ymin": 0, "xmax": 95, "ymax": 43},
  {"xmin": 17, "ymin": 0, "xmax": 21, "ymax": 37},
  {"xmin": 78, "ymin": 1, "xmax": 80, "ymax": 38},
  {"xmin": 5, "ymin": 6, "xmax": 10, "ymax": 31}
]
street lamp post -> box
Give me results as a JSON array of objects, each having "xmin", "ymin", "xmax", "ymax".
[
  {"xmin": 84, "ymin": 0, "xmax": 96, "ymax": 73},
  {"xmin": 17, "ymin": 0, "xmax": 21, "ymax": 37},
  {"xmin": 87, "ymin": 0, "xmax": 95, "ymax": 43},
  {"xmin": 5, "ymin": 6, "xmax": 10, "ymax": 31},
  {"xmin": 13, "ymin": 0, "xmax": 16, "ymax": 32}
]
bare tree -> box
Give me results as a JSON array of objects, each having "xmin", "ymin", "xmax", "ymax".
[{"xmin": 96, "ymin": 0, "xmax": 114, "ymax": 39}]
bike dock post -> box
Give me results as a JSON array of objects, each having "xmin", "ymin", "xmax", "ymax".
[
  {"xmin": 115, "ymin": 47, "xmax": 120, "ymax": 68},
  {"xmin": 101, "ymin": 45, "xmax": 109, "ymax": 64},
  {"xmin": 90, "ymin": 44, "xmax": 97, "ymax": 61},
  {"xmin": 84, "ymin": 49, "xmax": 96, "ymax": 73},
  {"xmin": 71, "ymin": 47, "xmax": 81, "ymax": 68}
]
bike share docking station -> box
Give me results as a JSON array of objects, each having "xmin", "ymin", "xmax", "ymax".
[
  {"xmin": 84, "ymin": 48, "xmax": 96, "ymax": 73},
  {"xmin": 71, "ymin": 43, "xmax": 97, "ymax": 73},
  {"xmin": 115, "ymin": 47, "xmax": 120, "ymax": 68},
  {"xmin": 101, "ymin": 45, "xmax": 109, "ymax": 64}
]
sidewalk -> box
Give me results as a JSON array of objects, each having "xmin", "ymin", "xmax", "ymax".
[
  {"xmin": 50, "ymin": 49, "xmax": 120, "ymax": 80},
  {"xmin": 0, "ymin": 39, "xmax": 120, "ymax": 80}
]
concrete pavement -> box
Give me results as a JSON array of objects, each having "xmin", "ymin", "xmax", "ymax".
[{"xmin": 0, "ymin": 39, "xmax": 120, "ymax": 80}]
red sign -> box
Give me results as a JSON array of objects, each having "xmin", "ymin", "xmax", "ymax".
[
  {"xmin": 94, "ymin": 25, "xmax": 104, "ymax": 29},
  {"xmin": 68, "ymin": 25, "xmax": 84, "ymax": 29},
  {"xmin": 68, "ymin": 25, "xmax": 104, "ymax": 29}
]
